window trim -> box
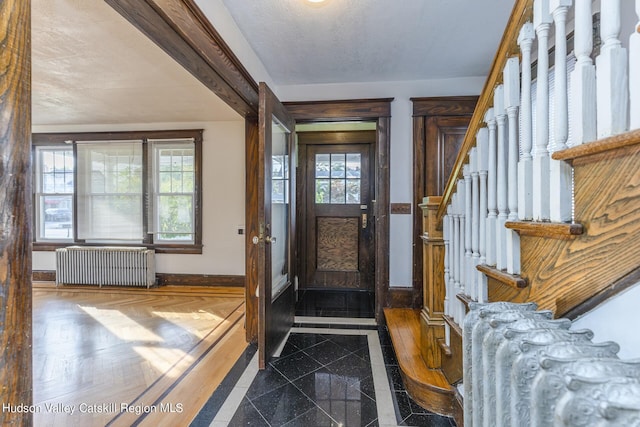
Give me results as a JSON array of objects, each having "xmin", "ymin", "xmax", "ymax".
[{"xmin": 32, "ymin": 129, "xmax": 203, "ymax": 254}]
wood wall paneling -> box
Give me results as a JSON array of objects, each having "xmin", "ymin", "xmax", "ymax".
[
  {"xmin": 412, "ymin": 98, "xmax": 477, "ymax": 310},
  {"xmin": 0, "ymin": 0, "xmax": 32, "ymax": 423}
]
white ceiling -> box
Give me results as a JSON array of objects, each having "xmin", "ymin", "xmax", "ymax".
[
  {"xmin": 32, "ymin": 0, "xmax": 512, "ymax": 126},
  {"xmin": 221, "ymin": 0, "xmax": 513, "ymax": 85},
  {"xmin": 31, "ymin": 0, "xmax": 240, "ymax": 126}
]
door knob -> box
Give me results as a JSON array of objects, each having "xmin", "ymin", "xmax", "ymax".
[{"xmin": 252, "ymin": 235, "xmax": 276, "ymax": 245}]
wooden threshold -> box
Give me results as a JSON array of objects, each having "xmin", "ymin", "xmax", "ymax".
[{"xmin": 383, "ymin": 308, "xmax": 457, "ymax": 418}]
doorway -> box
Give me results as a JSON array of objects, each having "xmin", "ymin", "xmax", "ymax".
[{"xmin": 296, "ymin": 130, "xmax": 376, "ymax": 318}]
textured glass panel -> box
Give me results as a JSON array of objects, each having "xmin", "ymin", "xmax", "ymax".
[
  {"xmin": 346, "ymin": 153, "xmax": 361, "ymax": 178},
  {"xmin": 315, "ymin": 179, "xmax": 330, "ymax": 203},
  {"xmin": 316, "ymin": 154, "xmax": 330, "ymax": 178},
  {"xmin": 331, "ymin": 154, "xmax": 346, "ymax": 178},
  {"xmin": 346, "ymin": 179, "xmax": 361, "ymax": 204},
  {"xmin": 330, "ymin": 179, "xmax": 346, "ymax": 203}
]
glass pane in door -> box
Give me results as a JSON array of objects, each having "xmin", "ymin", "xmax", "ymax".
[{"xmin": 271, "ymin": 117, "xmax": 289, "ymax": 299}]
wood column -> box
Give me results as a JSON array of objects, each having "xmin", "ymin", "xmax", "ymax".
[
  {"xmin": 0, "ymin": 0, "xmax": 33, "ymax": 424},
  {"xmin": 419, "ymin": 196, "xmax": 445, "ymax": 369}
]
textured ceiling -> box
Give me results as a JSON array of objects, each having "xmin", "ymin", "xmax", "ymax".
[
  {"xmin": 32, "ymin": 0, "xmax": 513, "ymax": 126},
  {"xmin": 32, "ymin": 0, "xmax": 240, "ymax": 126},
  {"xmin": 221, "ymin": 0, "xmax": 513, "ymax": 85}
]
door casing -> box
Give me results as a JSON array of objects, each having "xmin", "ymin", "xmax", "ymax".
[{"xmin": 297, "ymin": 131, "xmax": 376, "ymax": 293}]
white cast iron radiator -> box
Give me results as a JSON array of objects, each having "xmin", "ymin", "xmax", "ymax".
[{"xmin": 55, "ymin": 246, "xmax": 156, "ymax": 288}]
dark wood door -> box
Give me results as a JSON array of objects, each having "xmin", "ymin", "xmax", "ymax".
[
  {"xmin": 256, "ymin": 83, "xmax": 296, "ymax": 369},
  {"xmin": 302, "ymin": 142, "xmax": 374, "ymax": 290}
]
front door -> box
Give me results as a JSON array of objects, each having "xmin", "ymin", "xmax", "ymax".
[
  {"xmin": 299, "ymin": 133, "xmax": 375, "ymax": 291},
  {"xmin": 256, "ymin": 83, "xmax": 296, "ymax": 369}
]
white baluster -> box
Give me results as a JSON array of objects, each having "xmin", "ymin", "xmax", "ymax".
[
  {"xmin": 485, "ymin": 108, "xmax": 497, "ymax": 267},
  {"xmin": 495, "ymin": 85, "xmax": 508, "ymax": 270},
  {"xmin": 533, "ymin": 0, "xmax": 552, "ymax": 221},
  {"xmin": 458, "ymin": 178, "xmax": 466, "ymax": 323},
  {"xmin": 549, "ymin": 0, "xmax": 573, "ymax": 223},
  {"xmin": 464, "ymin": 164, "xmax": 473, "ymax": 300},
  {"xmin": 570, "ymin": 0, "xmax": 597, "ymax": 145},
  {"xmin": 470, "ymin": 149, "xmax": 480, "ymax": 301},
  {"xmin": 597, "ymin": 0, "xmax": 629, "ymax": 137},
  {"xmin": 452, "ymin": 191, "xmax": 461, "ymax": 324},
  {"xmin": 629, "ymin": 0, "xmax": 640, "ymax": 130},
  {"xmin": 504, "ymin": 57, "xmax": 522, "ymax": 274},
  {"xmin": 476, "ymin": 128, "xmax": 489, "ymax": 303},
  {"xmin": 518, "ymin": 23, "xmax": 534, "ymax": 220},
  {"xmin": 445, "ymin": 206, "xmax": 453, "ymax": 346}
]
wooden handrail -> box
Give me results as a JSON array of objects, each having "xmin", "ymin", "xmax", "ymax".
[{"xmin": 437, "ymin": 0, "xmax": 534, "ymax": 221}]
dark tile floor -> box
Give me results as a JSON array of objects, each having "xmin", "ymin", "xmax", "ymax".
[
  {"xmin": 295, "ymin": 290, "xmax": 375, "ymax": 318},
  {"xmin": 228, "ymin": 333, "xmax": 377, "ymax": 426},
  {"xmin": 192, "ymin": 291, "xmax": 456, "ymax": 426}
]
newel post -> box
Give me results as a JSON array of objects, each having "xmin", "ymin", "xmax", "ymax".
[
  {"xmin": 419, "ymin": 196, "xmax": 446, "ymax": 369},
  {"xmin": 0, "ymin": 0, "xmax": 33, "ymax": 425}
]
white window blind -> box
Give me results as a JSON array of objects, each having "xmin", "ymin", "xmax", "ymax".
[{"xmin": 76, "ymin": 141, "xmax": 143, "ymax": 242}]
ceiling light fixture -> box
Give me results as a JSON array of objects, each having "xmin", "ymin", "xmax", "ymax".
[{"xmin": 304, "ymin": 0, "xmax": 329, "ymax": 6}]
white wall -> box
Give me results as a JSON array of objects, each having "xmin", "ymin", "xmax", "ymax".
[
  {"xmin": 32, "ymin": 120, "xmax": 246, "ymax": 276},
  {"xmin": 277, "ymin": 77, "xmax": 485, "ymax": 286},
  {"xmin": 572, "ymin": 281, "xmax": 640, "ymax": 359}
]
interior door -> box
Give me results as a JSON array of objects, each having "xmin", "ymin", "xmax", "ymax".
[
  {"xmin": 256, "ymin": 82, "xmax": 296, "ymax": 369},
  {"xmin": 303, "ymin": 143, "xmax": 374, "ymax": 290}
]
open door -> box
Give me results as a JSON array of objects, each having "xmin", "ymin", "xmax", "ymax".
[{"xmin": 255, "ymin": 82, "xmax": 296, "ymax": 369}]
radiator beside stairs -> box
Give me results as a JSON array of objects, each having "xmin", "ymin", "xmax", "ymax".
[{"xmin": 55, "ymin": 246, "xmax": 156, "ymax": 288}]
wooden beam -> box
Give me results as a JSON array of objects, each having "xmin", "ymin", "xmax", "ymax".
[
  {"xmin": 0, "ymin": 0, "xmax": 33, "ymax": 424},
  {"xmin": 105, "ymin": 0, "xmax": 259, "ymax": 118}
]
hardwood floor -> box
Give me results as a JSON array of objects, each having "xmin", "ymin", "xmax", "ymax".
[{"xmin": 32, "ymin": 283, "xmax": 247, "ymax": 427}]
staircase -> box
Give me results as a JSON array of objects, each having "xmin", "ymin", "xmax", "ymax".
[{"xmin": 385, "ymin": 0, "xmax": 640, "ymax": 425}]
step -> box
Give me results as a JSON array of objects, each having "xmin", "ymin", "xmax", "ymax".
[{"xmin": 383, "ymin": 308, "xmax": 458, "ymax": 418}]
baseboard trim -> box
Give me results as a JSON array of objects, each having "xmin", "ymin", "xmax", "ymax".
[
  {"xmin": 32, "ymin": 271, "xmax": 245, "ymax": 287},
  {"xmin": 33, "ymin": 270, "xmax": 56, "ymax": 282},
  {"xmin": 386, "ymin": 287, "xmax": 415, "ymax": 308}
]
